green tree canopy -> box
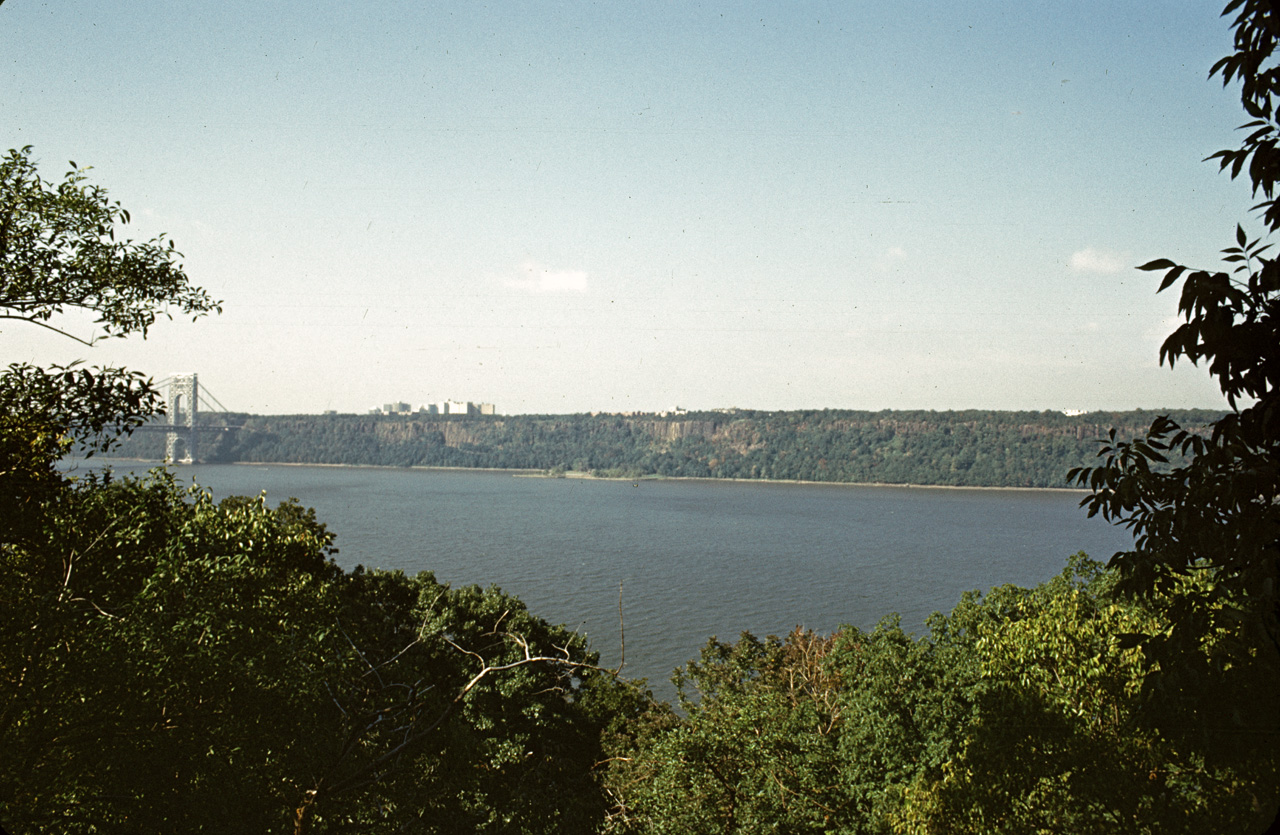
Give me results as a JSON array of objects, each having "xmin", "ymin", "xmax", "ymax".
[
  {"xmin": 1, "ymin": 145, "xmax": 219, "ymax": 344},
  {"xmin": 1, "ymin": 146, "xmax": 221, "ymax": 550},
  {"xmin": 1069, "ymin": 0, "xmax": 1280, "ymax": 676},
  {"xmin": 1067, "ymin": 2, "xmax": 1280, "ymax": 830},
  {"xmin": 0, "ymin": 149, "xmax": 636, "ymax": 833},
  {"xmin": 604, "ymin": 557, "xmax": 1278, "ymax": 834},
  {"xmin": 1, "ymin": 145, "xmax": 222, "ymax": 549}
]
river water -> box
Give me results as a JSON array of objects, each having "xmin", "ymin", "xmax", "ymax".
[{"xmin": 87, "ymin": 462, "xmax": 1135, "ymax": 700}]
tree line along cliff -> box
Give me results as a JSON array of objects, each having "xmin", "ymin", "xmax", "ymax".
[{"xmin": 109, "ymin": 408, "xmax": 1223, "ymax": 488}]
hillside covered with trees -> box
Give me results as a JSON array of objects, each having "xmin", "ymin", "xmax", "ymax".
[{"xmin": 110, "ymin": 408, "xmax": 1223, "ymax": 488}]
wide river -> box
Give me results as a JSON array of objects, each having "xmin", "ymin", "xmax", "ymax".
[{"xmin": 92, "ymin": 462, "xmax": 1134, "ymax": 701}]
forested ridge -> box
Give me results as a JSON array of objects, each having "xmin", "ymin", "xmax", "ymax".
[{"xmin": 111, "ymin": 408, "xmax": 1223, "ymax": 488}]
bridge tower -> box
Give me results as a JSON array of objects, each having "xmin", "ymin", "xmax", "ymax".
[{"xmin": 165, "ymin": 373, "xmax": 198, "ymax": 464}]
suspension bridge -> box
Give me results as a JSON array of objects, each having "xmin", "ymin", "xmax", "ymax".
[{"xmin": 132, "ymin": 373, "xmax": 240, "ymax": 463}]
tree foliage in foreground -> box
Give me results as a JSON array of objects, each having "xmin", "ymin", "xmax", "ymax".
[
  {"xmin": 0, "ymin": 470, "xmax": 636, "ymax": 833},
  {"xmin": 603, "ymin": 557, "xmax": 1280, "ymax": 834},
  {"xmin": 1068, "ymin": 0, "xmax": 1280, "ymax": 648},
  {"xmin": 1066, "ymin": 4, "xmax": 1280, "ymax": 828},
  {"xmin": 1, "ymin": 145, "xmax": 220, "ymax": 550},
  {"xmin": 0, "ymin": 145, "xmax": 218, "ymax": 344},
  {"xmin": 0, "ymin": 147, "xmax": 642, "ymax": 833}
]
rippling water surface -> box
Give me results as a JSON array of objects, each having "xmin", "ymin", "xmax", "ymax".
[{"xmin": 95, "ymin": 463, "xmax": 1135, "ymax": 700}]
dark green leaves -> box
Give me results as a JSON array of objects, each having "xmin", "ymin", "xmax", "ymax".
[
  {"xmin": 604, "ymin": 559, "xmax": 1279, "ymax": 833},
  {"xmin": 1, "ymin": 146, "xmax": 220, "ymax": 343},
  {"xmin": 1, "ymin": 474, "xmax": 626, "ymax": 833},
  {"xmin": 0, "ymin": 145, "xmax": 632, "ymax": 834},
  {"xmin": 1080, "ymin": 23, "xmax": 1280, "ymax": 819}
]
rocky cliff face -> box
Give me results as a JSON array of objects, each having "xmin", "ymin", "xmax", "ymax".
[
  {"xmin": 634, "ymin": 420, "xmax": 719, "ymax": 443},
  {"xmin": 371, "ymin": 420, "xmax": 491, "ymax": 446}
]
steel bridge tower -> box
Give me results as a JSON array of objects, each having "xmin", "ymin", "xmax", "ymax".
[{"xmin": 165, "ymin": 373, "xmax": 198, "ymax": 464}]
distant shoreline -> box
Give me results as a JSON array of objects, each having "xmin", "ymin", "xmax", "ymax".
[
  {"xmin": 86, "ymin": 458, "xmax": 1089, "ymax": 493},
  {"xmin": 513, "ymin": 469, "xmax": 1088, "ymax": 493},
  {"xmin": 99, "ymin": 408, "xmax": 1220, "ymax": 492}
]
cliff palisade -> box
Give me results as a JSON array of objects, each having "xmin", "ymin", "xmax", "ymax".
[{"xmin": 110, "ymin": 408, "xmax": 1222, "ymax": 489}]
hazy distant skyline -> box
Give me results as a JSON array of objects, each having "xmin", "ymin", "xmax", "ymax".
[{"xmin": 1, "ymin": 2, "xmax": 1252, "ymax": 414}]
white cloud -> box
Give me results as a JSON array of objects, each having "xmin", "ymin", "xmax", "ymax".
[
  {"xmin": 507, "ymin": 260, "xmax": 589, "ymax": 294},
  {"xmin": 1069, "ymin": 247, "xmax": 1126, "ymax": 274},
  {"xmin": 872, "ymin": 246, "xmax": 908, "ymax": 272}
]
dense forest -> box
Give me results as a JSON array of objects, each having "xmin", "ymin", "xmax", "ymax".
[{"xmin": 110, "ymin": 408, "xmax": 1223, "ymax": 488}]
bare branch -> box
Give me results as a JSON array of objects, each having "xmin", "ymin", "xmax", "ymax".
[
  {"xmin": 339, "ymin": 623, "xmax": 384, "ymax": 688},
  {"xmin": 616, "ymin": 580, "xmax": 626, "ymax": 675},
  {"xmin": 0, "ymin": 314, "xmax": 99, "ymax": 346}
]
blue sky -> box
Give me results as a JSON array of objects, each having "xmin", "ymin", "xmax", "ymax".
[{"xmin": 1, "ymin": 1, "xmax": 1254, "ymax": 414}]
